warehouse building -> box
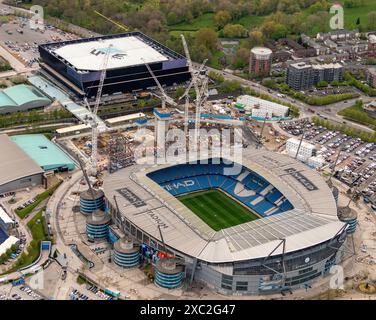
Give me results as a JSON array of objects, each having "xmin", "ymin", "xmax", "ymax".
[
  {"xmin": 39, "ymin": 32, "xmax": 191, "ymax": 98},
  {"xmin": 0, "ymin": 84, "xmax": 51, "ymax": 114},
  {"xmin": 286, "ymin": 138, "xmax": 316, "ymax": 162},
  {"xmin": 0, "ymin": 134, "xmax": 44, "ymax": 194},
  {"xmin": 236, "ymin": 95, "xmax": 289, "ymax": 118},
  {"xmin": 11, "ymin": 134, "xmax": 76, "ymax": 172}
]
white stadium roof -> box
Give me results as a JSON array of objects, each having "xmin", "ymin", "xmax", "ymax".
[
  {"xmin": 53, "ymin": 36, "xmax": 169, "ymax": 71},
  {"xmin": 103, "ymin": 148, "xmax": 344, "ymax": 263}
]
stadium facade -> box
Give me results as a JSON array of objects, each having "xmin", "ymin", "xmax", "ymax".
[
  {"xmin": 103, "ymin": 149, "xmax": 348, "ymax": 295},
  {"xmin": 38, "ymin": 32, "xmax": 191, "ymax": 98}
]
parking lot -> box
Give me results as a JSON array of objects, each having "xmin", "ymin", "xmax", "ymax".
[
  {"xmin": 0, "ymin": 15, "xmax": 79, "ymax": 67},
  {"xmin": 0, "ymin": 283, "xmax": 44, "ymax": 300},
  {"xmin": 280, "ymin": 119, "xmax": 376, "ymax": 206}
]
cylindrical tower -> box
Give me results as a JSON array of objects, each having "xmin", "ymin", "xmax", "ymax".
[
  {"xmin": 250, "ymin": 47, "xmax": 272, "ymax": 77},
  {"xmin": 80, "ymin": 189, "xmax": 105, "ymax": 215},
  {"xmin": 337, "ymin": 206, "xmax": 358, "ymax": 235},
  {"xmin": 155, "ymin": 258, "xmax": 184, "ymax": 289},
  {"xmin": 86, "ymin": 209, "xmax": 111, "ymax": 240},
  {"xmin": 113, "ymin": 237, "xmax": 140, "ymax": 268}
]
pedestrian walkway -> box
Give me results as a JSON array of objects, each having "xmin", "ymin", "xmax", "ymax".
[{"xmin": 28, "ymin": 76, "xmax": 107, "ymax": 132}]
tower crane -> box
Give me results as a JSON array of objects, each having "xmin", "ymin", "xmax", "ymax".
[
  {"xmin": 144, "ymin": 62, "xmax": 177, "ymax": 109},
  {"xmin": 178, "ymin": 59, "xmax": 208, "ymax": 136},
  {"xmin": 180, "ymin": 34, "xmax": 207, "ymax": 148},
  {"xmin": 84, "ymin": 44, "xmax": 113, "ymax": 176}
]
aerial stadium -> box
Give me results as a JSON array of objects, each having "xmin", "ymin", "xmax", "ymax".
[
  {"xmin": 103, "ymin": 148, "xmax": 349, "ymax": 295},
  {"xmin": 38, "ymin": 32, "xmax": 191, "ymax": 98}
]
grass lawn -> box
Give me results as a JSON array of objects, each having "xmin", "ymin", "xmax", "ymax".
[
  {"xmin": 177, "ymin": 189, "xmax": 259, "ymax": 231},
  {"xmin": 168, "ymin": 13, "xmax": 216, "ymax": 31},
  {"xmin": 2, "ymin": 208, "xmax": 49, "ymax": 274},
  {"xmin": 335, "ymin": 0, "xmax": 376, "ymax": 30},
  {"xmin": 338, "ymin": 102, "xmax": 376, "ymax": 128},
  {"xmin": 237, "ymin": 15, "xmax": 266, "ymax": 30},
  {"xmin": 15, "ymin": 181, "xmax": 62, "ymax": 219},
  {"xmin": 208, "ymin": 50, "xmax": 225, "ymax": 69}
]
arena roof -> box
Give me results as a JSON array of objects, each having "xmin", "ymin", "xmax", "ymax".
[
  {"xmin": 0, "ymin": 134, "xmax": 44, "ymax": 189},
  {"xmin": 103, "ymin": 148, "xmax": 345, "ymax": 263},
  {"xmin": 0, "ymin": 85, "xmax": 51, "ymax": 113},
  {"xmin": 53, "ymin": 36, "xmax": 170, "ymax": 71},
  {"xmin": 11, "ymin": 134, "xmax": 75, "ymax": 172}
]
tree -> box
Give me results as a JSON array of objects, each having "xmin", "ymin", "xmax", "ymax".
[
  {"xmin": 233, "ymin": 48, "xmax": 250, "ymax": 69},
  {"xmin": 214, "ymin": 10, "xmax": 232, "ymax": 29},
  {"xmin": 222, "ymin": 24, "xmax": 248, "ymax": 38},
  {"xmin": 368, "ymin": 12, "xmax": 376, "ymax": 31},
  {"xmin": 248, "ymin": 30, "xmax": 264, "ymax": 47},
  {"xmin": 174, "ymin": 86, "xmax": 185, "ymax": 99},
  {"xmin": 195, "ymin": 28, "xmax": 218, "ymax": 52},
  {"xmin": 316, "ymin": 80, "xmax": 328, "ymax": 88},
  {"xmin": 208, "ymin": 71, "xmax": 224, "ymax": 83}
]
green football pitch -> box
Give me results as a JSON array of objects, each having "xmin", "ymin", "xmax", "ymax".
[{"xmin": 177, "ymin": 189, "xmax": 259, "ymax": 231}]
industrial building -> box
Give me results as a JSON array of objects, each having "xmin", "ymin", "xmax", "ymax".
[
  {"xmin": 0, "ymin": 134, "xmax": 44, "ymax": 194},
  {"xmin": 103, "ymin": 148, "xmax": 349, "ymax": 295},
  {"xmin": 105, "ymin": 112, "xmax": 146, "ymax": 127},
  {"xmin": 0, "ymin": 84, "xmax": 51, "ymax": 114},
  {"xmin": 286, "ymin": 62, "xmax": 344, "ymax": 90},
  {"xmin": 11, "ymin": 134, "xmax": 75, "ymax": 172},
  {"xmin": 0, "ymin": 235, "xmax": 19, "ymax": 256},
  {"xmin": 39, "ymin": 32, "xmax": 191, "ymax": 98},
  {"xmin": 236, "ymin": 95, "xmax": 289, "ymax": 118},
  {"xmin": 249, "ymin": 47, "xmax": 272, "ymax": 77},
  {"xmin": 0, "ymin": 206, "xmax": 14, "ymax": 232},
  {"xmin": 286, "ymin": 138, "xmax": 316, "ymax": 162}
]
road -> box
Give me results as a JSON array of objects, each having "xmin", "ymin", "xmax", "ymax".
[{"xmin": 204, "ymin": 65, "xmax": 375, "ymax": 133}]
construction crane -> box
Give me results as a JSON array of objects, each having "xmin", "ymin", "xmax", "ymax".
[
  {"xmin": 144, "ymin": 62, "xmax": 177, "ymax": 109},
  {"xmin": 180, "ymin": 34, "xmax": 207, "ymax": 148},
  {"xmin": 84, "ymin": 44, "xmax": 113, "ymax": 176},
  {"xmin": 179, "ymin": 59, "xmax": 208, "ymax": 136},
  {"xmin": 77, "ymin": 156, "xmax": 95, "ymax": 200},
  {"xmin": 94, "ymin": 10, "xmax": 130, "ymax": 32}
]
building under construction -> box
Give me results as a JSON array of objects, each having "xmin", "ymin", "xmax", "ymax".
[{"xmin": 39, "ymin": 32, "xmax": 191, "ymax": 98}]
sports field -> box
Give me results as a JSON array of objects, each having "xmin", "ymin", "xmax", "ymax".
[{"xmin": 177, "ymin": 189, "xmax": 259, "ymax": 231}]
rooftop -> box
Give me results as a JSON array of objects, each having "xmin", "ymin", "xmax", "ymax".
[
  {"xmin": 11, "ymin": 134, "xmax": 76, "ymax": 172},
  {"xmin": 52, "ymin": 35, "xmax": 170, "ymax": 71},
  {"xmin": 103, "ymin": 148, "xmax": 343, "ymax": 263},
  {"xmin": 0, "ymin": 134, "xmax": 44, "ymax": 188},
  {"xmin": 0, "ymin": 84, "xmax": 50, "ymax": 110}
]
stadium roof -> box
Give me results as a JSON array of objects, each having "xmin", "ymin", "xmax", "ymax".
[
  {"xmin": 0, "ymin": 134, "xmax": 44, "ymax": 188},
  {"xmin": 103, "ymin": 148, "xmax": 345, "ymax": 263},
  {"xmin": 0, "ymin": 207, "xmax": 13, "ymax": 225},
  {"xmin": 53, "ymin": 35, "xmax": 170, "ymax": 71},
  {"xmin": 0, "ymin": 85, "xmax": 51, "ymax": 112},
  {"xmin": 11, "ymin": 134, "xmax": 75, "ymax": 172}
]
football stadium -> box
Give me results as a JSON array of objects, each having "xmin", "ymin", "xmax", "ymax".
[
  {"xmin": 103, "ymin": 148, "xmax": 349, "ymax": 295},
  {"xmin": 38, "ymin": 32, "xmax": 191, "ymax": 97}
]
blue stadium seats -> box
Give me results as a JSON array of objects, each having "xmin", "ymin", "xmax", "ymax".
[{"xmin": 147, "ymin": 159, "xmax": 294, "ymax": 217}]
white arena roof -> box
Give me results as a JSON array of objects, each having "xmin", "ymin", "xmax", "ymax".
[
  {"xmin": 103, "ymin": 148, "xmax": 345, "ymax": 263},
  {"xmin": 53, "ymin": 36, "xmax": 169, "ymax": 71}
]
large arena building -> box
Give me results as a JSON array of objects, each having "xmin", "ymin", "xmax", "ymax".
[
  {"xmin": 103, "ymin": 148, "xmax": 349, "ymax": 295},
  {"xmin": 39, "ymin": 32, "xmax": 191, "ymax": 98}
]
